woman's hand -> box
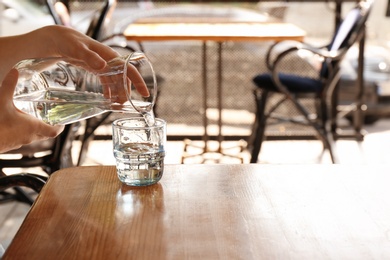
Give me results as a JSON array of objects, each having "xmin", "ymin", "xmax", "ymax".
[
  {"xmin": 0, "ymin": 69, "xmax": 63, "ymax": 153},
  {"xmin": 0, "ymin": 25, "xmax": 149, "ymax": 98},
  {"xmin": 0, "ymin": 25, "xmax": 152, "ymax": 153}
]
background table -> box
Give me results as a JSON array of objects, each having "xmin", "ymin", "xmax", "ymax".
[
  {"xmin": 124, "ymin": 22, "xmax": 305, "ymax": 42},
  {"xmin": 4, "ymin": 164, "xmax": 390, "ymax": 259},
  {"xmin": 124, "ymin": 21, "xmax": 305, "ymax": 163}
]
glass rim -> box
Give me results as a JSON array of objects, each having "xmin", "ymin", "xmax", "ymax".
[{"xmin": 112, "ymin": 117, "xmax": 166, "ymax": 129}]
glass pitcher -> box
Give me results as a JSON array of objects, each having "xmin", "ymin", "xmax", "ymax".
[{"xmin": 13, "ymin": 51, "xmax": 157, "ymax": 126}]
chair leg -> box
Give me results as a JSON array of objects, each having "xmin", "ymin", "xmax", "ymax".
[
  {"xmin": 250, "ymin": 90, "xmax": 269, "ymax": 163},
  {"xmin": 325, "ymin": 134, "xmax": 337, "ymax": 163},
  {"xmin": 321, "ymin": 118, "xmax": 337, "ymax": 163},
  {"xmin": 292, "ymin": 96, "xmax": 337, "ymax": 163},
  {"xmin": 11, "ymin": 187, "xmax": 35, "ymax": 205},
  {"xmin": 77, "ymin": 113, "xmax": 111, "ymax": 166},
  {"xmin": 0, "ymin": 187, "xmax": 35, "ymax": 206}
]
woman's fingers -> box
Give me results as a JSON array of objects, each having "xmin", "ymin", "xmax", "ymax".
[{"xmin": 126, "ymin": 63, "xmax": 150, "ymax": 97}]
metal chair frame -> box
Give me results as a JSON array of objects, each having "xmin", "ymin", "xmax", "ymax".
[{"xmin": 249, "ymin": 0, "xmax": 373, "ymax": 163}]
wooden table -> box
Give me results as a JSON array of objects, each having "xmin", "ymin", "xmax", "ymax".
[
  {"xmin": 124, "ymin": 22, "xmax": 305, "ymax": 42},
  {"xmin": 124, "ymin": 21, "xmax": 305, "ymax": 163},
  {"xmin": 4, "ymin": 164, "xmax": 390, "ymax": 259}
]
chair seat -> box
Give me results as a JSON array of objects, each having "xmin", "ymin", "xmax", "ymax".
[
  {"xmin": 249, "ymin": 0, "xmax": 373, "ymax": 164},
  {"xmin": 253, "ymin": 73, "xmax": 323, "ymax": 93}
]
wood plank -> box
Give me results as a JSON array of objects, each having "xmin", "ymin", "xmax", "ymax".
[{"xmin": 4, "ymin": 164, "xmax": 390, "ymax": 259}]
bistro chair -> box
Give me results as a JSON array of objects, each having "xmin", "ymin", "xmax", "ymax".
[
  {"xmin": 0, "ymin": 173, "xmax": 47, "ymax": 256},
  {"xmin": 248, "ymin": 0, "xmax": 373, "ymax": 163},
  {"xmin": 46, "ymin": 0, "xmax": 67, "ymax": 26},
  {"xmin": 47, "ymin": 0, "xmax": 163, "ymax": 165},
  {"xmin": 0, "ymin": 123, "xmax": 79, "ymax": 205},
  {"xmin": 84, "ymin": 0, "xmax": 117, "ymax": 41},
  {"xmin": 45, "ymin": 0, "xmax": 131, "ymax": 164},
  {"xmin": 0, "ymin": 1, "xmax": 115, "ymax": 206},
  {"xmin": 0, "ymin": 173, "xmax": 46, "ymax": 205},
  {"xmin": 46, "ymin": 0, "xmax": 117, "ymax": 39}
]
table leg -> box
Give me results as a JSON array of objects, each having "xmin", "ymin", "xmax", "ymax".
[
  {"xmin": 181, "ymin": 42, "xmax": 210, "ymax": 162},
  {"xmin": 217, "ymin": 42, "xmax": 223, "ymax": 153},
  {"xmin": 181, "ymin": 41, "xmax": 245, "ymax": 163},
  {"xmin": 216, "ymin": 42, "xmax": 246, "ymax": 161},
  {"xmin": 203, "ymin": 42, "xmax": 209, "ymax": 152}
]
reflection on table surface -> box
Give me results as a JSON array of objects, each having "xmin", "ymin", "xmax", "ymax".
[{"xmin": 4, "ymin": 164, "xmax": 390, "ymax": 259}]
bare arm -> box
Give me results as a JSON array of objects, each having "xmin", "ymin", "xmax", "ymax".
[
  {"xmin": 0, "ymin": 25, "xmax": 147, "ymax": 152},
  {"xmin": 0, "ymin": 69, "xmax": 64, "ymax": 153},
  {"xmin": 0, "ymin": 25, "xmax": 149, "ymax": 97},
  {"xmin": 0, "ymin": 25, "xmax": 119, "ymax": 82}
]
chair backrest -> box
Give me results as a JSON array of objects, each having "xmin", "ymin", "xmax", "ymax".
[
  {"xmin": 0, "ymin": 174, "xmax": 46, "ymax": 194},
  {"xmin": 85, "ymin": 0, "xmax": 117, "ymax": 40},
  {"xmin": 46, "ymin": 0, "xmax": 70, "ymax": 26},
  {"xmin": 329, "ymin": 0, "xmax": 372, "ymax": 51},
  {"xmin": 46, "ymin": 0, "xmax": 117, "ymax": 41},
  {"xmin": 320, "ymin": 0, "xmax": 373, "ymax": 78},
  {"xmin": 0, "ymin": 123, "xmax": 79, "ymax": 175}
]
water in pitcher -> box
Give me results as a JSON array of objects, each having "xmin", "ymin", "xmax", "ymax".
[
  {"xmin": 14, "ymin": 89, "xmax": 154, "ymax": 125},
  {"xmin": 13, "ymin": 52, "xmax": 157, "ymax": 126}
]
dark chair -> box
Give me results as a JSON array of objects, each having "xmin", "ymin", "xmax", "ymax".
[
  {"xmin": 46, "ymin": 0, "xmax": 67, "ymax": 26},
  {"xmin": 85, "ymin": 0, "xmax": 117, "ymax": 41},
  {"xmin": 0, "ymin": 123, "xmax": 79, "ymax": 205},
  {"xmin": 46, "ymin": 0, "xmax": 162, "ymax": 165},
  {"xmin": 0, "ymin": 173, "xmax": 47, "ymax": 256},
  {"xmin": 0, "ymin": 174, "xmax": 46, "ymax": 205},
  {"xmin": 0, "ymin": 0, "xmax": 113, "ymax": 207},
  {"xmin": 248, "ymin": 0, "xmax": 373, "ymax": 163},
  {"xmin": 45, "ymin": 0, "xmax": 131, "ymax": 165},
  {"xmin": 46, "ymin": 0, "xmax": 117, "ymax": 39}
]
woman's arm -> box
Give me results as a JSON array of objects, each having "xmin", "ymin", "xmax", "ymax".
[
  {"xmin": 0, "ymin": 25, "xmax": 119, "ymax": 82},
  {"xmin": 0, "ymin": 25, "xmax": 148, "ymax": 153},
  {"xmin": 0, "ymin": 69, "xmax": 64, "ymax": 153}
]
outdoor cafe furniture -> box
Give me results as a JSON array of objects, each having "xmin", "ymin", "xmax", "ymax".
[
  {"xmin": 3, "ymin": 164, "xmax": 390, "ymax": 259},
  {"xmin": 248, "ymin": 0, "xmax": 373, "ymax": 164},
  {"xmin": 0, "ymin": 123, "xmax": 78, "ymax": 205},
  {"xmin": 124, "ymin": 20, "xmax": 305, "ymax": 163}
]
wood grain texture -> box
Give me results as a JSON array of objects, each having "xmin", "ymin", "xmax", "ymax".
[{"xmin": 4, "ymin": 164, "xmax": 390, "ymax": 259}]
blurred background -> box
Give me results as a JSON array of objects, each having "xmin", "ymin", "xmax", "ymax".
[{"xmin": 2, "ymin": 0, "xmax": 390, "ymax": 143}]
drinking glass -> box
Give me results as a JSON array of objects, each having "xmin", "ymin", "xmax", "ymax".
[
  {"xmin": 112, "ymin": 117, "xmax": 166, "ymax": 186},
  {"xmin": 13, "ymin": 51, "xmax": 156, "ymax": 125}
]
